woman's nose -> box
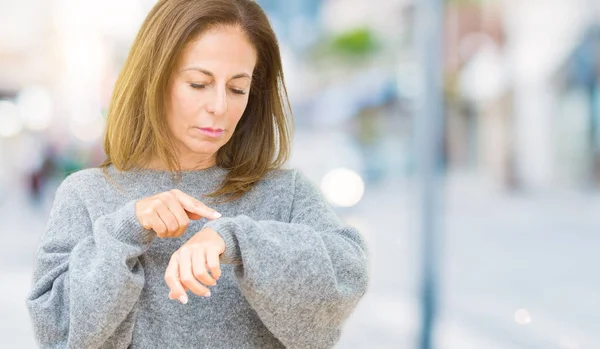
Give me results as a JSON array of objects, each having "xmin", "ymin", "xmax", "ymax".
[{"xmin": 206, "ymin": 87, "xmax": 228, "ymax": 116}]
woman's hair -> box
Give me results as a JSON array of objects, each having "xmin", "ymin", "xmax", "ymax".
[{"xmin": 101, "ymin": 0, "xmax": 293, "ymax": 202}]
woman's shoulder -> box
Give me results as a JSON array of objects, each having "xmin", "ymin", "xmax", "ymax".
[
  {"xmin": 57, "ymin": 167, "xmax": 109, "ymax": 194},
  {"xmin": 260, "ymin": 167, "xmax": 299, "ymax": 186},
  {"xmin": 258, "ymin": 167, "xmax": 318, "ymax": 193},
  {"xmin": 244, "ymin": 168, "xmax": 296, "ymax": 198}
]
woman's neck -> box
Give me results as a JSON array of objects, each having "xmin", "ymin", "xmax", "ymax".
[{"xmin": 146, "ymin": 154, "xmax": 217, "ymax": 171}]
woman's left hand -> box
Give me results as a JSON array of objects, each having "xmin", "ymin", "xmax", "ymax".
[{"xmin": 164, "ymin": 227, "xmax": 225, "ymax": 304}]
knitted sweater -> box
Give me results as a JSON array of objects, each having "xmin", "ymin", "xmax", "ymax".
[{"xmin": 26, "ymin": 165, "xmax": 369, "ymax": 349}]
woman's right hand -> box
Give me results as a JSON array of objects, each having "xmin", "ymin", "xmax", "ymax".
[{"xmin": 135, "ymin": 189, "xmax": 221, "ymax": 238}]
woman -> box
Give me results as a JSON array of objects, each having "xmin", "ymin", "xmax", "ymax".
[{"xmin": 26, "ymin": 0, "xmax": 370, "ymax": 348}]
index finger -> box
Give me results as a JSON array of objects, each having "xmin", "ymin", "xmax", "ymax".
[{"xmin": 172, "ymin": 190, "xmax": 221, "ymax": 220}]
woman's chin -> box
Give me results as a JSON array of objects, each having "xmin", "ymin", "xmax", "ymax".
[{"xmin": 185, "ymin": 141, "xmax": 222, "ymax": 155}]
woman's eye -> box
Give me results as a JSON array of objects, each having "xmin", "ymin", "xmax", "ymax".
[{"xmin": 189, "ymin": 83, "xmax": 245, "ymax": 95}]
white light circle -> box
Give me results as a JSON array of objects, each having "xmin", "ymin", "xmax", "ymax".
[
  {"xmin": 0, "ymin": 100, "xmax": 23, "ymax": 137},
  {"xmin": 320, "ymin": 168, "xmax": 365, "ymax": 207},
  {"xmin": 70, "ymin": 117, "xmax": 105, "ymax": 143},
  {"xmin": 514, "ymin": 309, "xmax": 532, "ymax": 325},
  {"xmin": 17, "ymin": 86, "xmax": 54, "ymax": 131}
]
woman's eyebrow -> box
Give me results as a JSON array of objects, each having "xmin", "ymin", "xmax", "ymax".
[{"xmin": 182, "ymin": 66, "xmax": 251, "ymax": 80}]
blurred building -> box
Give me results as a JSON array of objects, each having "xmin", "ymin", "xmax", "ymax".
[
  {"xmin": 554, "ymin": 26, "xmax": 600, "ymax": 188},
  {"xmin": 443, "ymin": 0, "xmax": 600, "ymax": 192}
]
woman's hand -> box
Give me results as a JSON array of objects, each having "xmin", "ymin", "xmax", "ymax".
[
  {"xmin": 164, "ymin": 227, "xmax": 225, "ymax": 304},
  {"xmin": 135, "ymin": 189, "xmax": 221, "ymax": 238}
]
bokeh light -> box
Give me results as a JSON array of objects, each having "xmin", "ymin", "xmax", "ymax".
[
  {"xmin": 514, "ymin": 309, "xmax": 532, "ymax": 325},
  {"xmin": 320, "ymin": 168, "xmax": 365, "ymax": 207},
  {"xmin": 16, "ymin": 86, "xmax": 54, "ymax": 131},
  {"xmin": 69, "ymin": 116, "xmax": 105, "ymax": 143},
  {"xmin": 0, "ymin": 100, "xmax": 23, "ymax": 138}
]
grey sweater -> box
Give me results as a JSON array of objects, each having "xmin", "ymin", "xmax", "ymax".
[{"xmin": 26, "ymin": 165, "xmax": 369, "ymax": 349}]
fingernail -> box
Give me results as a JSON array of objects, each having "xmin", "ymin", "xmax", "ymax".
[
  {"xmin": 179, "ymin": 294, "xmax": 188, "ymax": 304},
  {"xmin": 204, "ymin": 291, "xmax": 211, "ymax": 297},
  {"xmin": 213, "ymin": 212, "xmax": 222, "ymax": 219}
]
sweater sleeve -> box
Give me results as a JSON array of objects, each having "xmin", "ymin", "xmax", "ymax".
[
  {"xmin": 203, "ymin": 170, "xmax": 370, "ymax": 349},
  {"xmin": 26, "ymin": 174, "xmax": 156, "ymax": 349}
]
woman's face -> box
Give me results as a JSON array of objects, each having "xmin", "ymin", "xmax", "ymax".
[{"xmin": 166, "ymin": 25, "xmax": 257, "ymax": 167}]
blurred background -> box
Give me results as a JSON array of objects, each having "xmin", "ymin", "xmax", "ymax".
[{"xmin": 1, "ymin": 0, "xmax": 599, "ymax": 348}]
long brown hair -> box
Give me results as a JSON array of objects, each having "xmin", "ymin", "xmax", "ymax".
[{"xmin": 101, "ymin": 0, "xmax": 293, "ymax": 201}]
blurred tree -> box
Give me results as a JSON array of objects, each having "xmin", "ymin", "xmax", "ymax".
[
  {"xmin": 331, "ymin": 27, "xmax": 378, "ymax": 56},
  {"xmin": 309, "ymin": 26, "xmax": 380, "ymax": 65}
]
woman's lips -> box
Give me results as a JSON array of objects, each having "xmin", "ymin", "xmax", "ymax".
[{"xmin": 196, "ymin": 127, "xmax": 224, "ymax": 138}]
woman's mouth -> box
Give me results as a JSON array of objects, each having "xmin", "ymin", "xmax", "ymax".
[{"xmin": 196, "ymin": 127, "xmax": 224, "ymax": 138}]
